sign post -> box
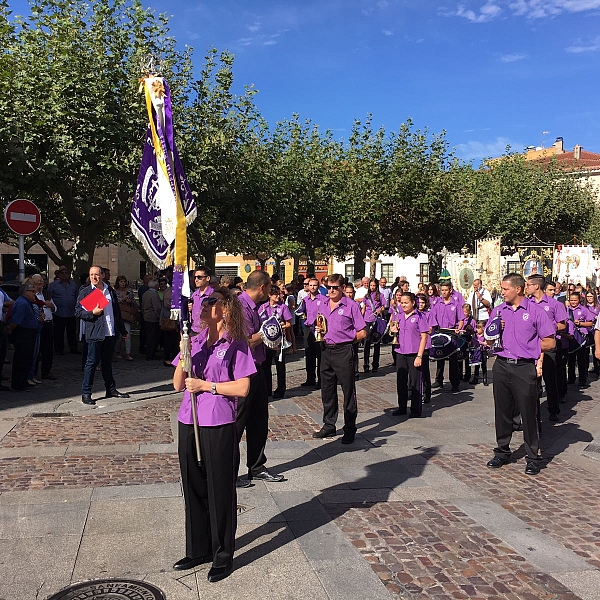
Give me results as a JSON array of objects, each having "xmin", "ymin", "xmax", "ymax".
[{"xmin": 3, "ymin": 199, "xmax": 42, "ymax": 282}]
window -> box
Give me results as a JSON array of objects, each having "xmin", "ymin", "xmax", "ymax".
[
  {"xmin": 345, "ymin": 265, "xmax": 355, "ymax": 282},
  {"xmin": 419, "ymin": 263, "xmax": 429, "ymax": 284},
  {"xmin": 381, "ymin": 264, "xmax": 394, "ymax": 281},
  {"xmin": 507, "ymin": 261, "xmax": 520, "ymax": 274}
]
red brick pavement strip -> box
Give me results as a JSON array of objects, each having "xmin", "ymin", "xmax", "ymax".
[
  {"xmin": 327, "ymin": 500, "xmax": 582, "ymax": 600},
  {"xmin": 0, "ymin": 399, "xmax": 180, "ymax": 448},
  {"xmin": 266, "ymin": 414, "xmax": 322, "ymax": 441},
  {"xmin": 431, "ymin": 451, "xmax": 600, "ymax": 570},
  {"xmin": 0, "ymin": 453, "xmax": 180, "ymax": 492}
]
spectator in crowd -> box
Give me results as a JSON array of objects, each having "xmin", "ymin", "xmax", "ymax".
[
  {"xmin": 142, "ymin": 279, "xmax": 162, "ymax": 360},
  {"xmin": 137, "ymin": 274, "xmax": 153, "ymax": 353},
  {"xmin": 161, "ymin": 282, "xmax": 180, "ymax": 367},
  {"xmin": 48, "ymin": 266, "xmax": 80, "ymax": 355},
  {"xmin": 9, "ymin": 280, "xmax": 43, "ymax": 391},
  {"xmin": 379, "ymin": 277, "xmax": 392, "ymax": 311},
  {"xmin": 355, "ymin": 277, "xmax": 370, "ymax": 301},
  {"xmin": 31, "ymin": 273, "xmax": 56, "ymax": 383},
  {"xmin": 114, "ymin": 275, "xmax": 137, "ymax": 361},
  {"xmin": 0, "ymin": 285, "xmax": 14, "ymax": 391}
]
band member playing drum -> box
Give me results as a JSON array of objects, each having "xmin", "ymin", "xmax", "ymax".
[
  {"xmin": 390, "ymin": 292, "xmax": 429, "ymax": 417},
  {"xmin": 313, "ymin": 274, "xmax": 366, "ymax": 444}
]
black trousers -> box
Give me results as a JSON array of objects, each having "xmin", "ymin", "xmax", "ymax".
[
  {"xmin": 178, "ymin": 421, "xmax": 238, "ymax": 568},
  {"xmin": 0, "ymin": 322, "xmax": 8, "ymax": 381},
  {"xmin": 396, "ymin": 353, "xmax": 426, "ymax": 416},
  {"xmin": 144, "ymin": 321, "xmax": 160, "ymax": 359},
  {"xmin": 421, "ymin": 350, "xmax": 431, "ymax": 401},
  {"xmin": 567, "ymin": 346, "xmax": 588, "ymax": 385},
  {"xmin": 363, "ymin": 322, "xmax": 381, "ymax": 370},
  {"xmin": 53, "ymin": 315, "xmax": 78, "ymax": 353},
  {"xmin": 473, "ymin": 353, "xmax": 488, "ymax": 382},
  {"xmin": 236, "ymin": 369, "xmax": 269, "ymax": 478},
  {"xmin": 38, "ymin": 321, "xmax": 54, "ymax": 376},
  {"xmin": 542, "ymin": 349, "xmax": 560, "ymax": 416},
  {"xmin": 492, "ymin": 358, "xmax": 540, "ymax": 461},
  {"xmin": 435, "ymin": 354, "xmax": 459, "ymax": 387},
  {"xmin": 11, "ymin": 327, "xmax": 38, "ymax": 390},
  {"xmin": 556, "ymin": 346, "xmax": 567, "ymax": 398},
  {"xmin": 304, "ymin": 329, "xmax": 321, "ymax": 384},
  {"xmin": 262, "ymin": 348, "xmax": 286, "ymax": 396},
  {"xmin": 320, "ymin": 344, "xmax": 357, "ymax": 434},
  {"xmin": 163, "ymin": 329, "xmax": 180, "ymax": 362}
]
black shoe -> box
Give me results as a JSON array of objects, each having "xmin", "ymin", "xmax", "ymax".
[
  {"xmin": 423, "ymin": 397, "xmax": 431, "ymax": 404},
  {"xmin": 392, "ymin": 408, "xmax": 407, "ymax": 416},
  {"xmin": 312, "ymin": 427, "xmax": 336, "ymax": 439},
  {"xmin": 408, "ymin": 411, "xmax": 421, "ymax": 418},
  {"xmin": 363, "ymin": 366, "xmax": 370, "ymax": 373},
  {"xmin": 513, "ymin": 421, "xmax": 522, "ymax": 431},
  {"xmin": 469, "ymin": 377, "xmax": 478, "ymax": 385},
  {"xmin": 315, "ymin": 381, "xmax": 321, "ymax": 389},
  {"xmin": 207, "ymin": 562, "xmax": 233, "ymax": 583},
  {"xmin": 354, "ymin": 373, "xmax": 360, "ymax": 380},
  {"xmin": 483, "ymin": 378, "xmax": 489, "ymax": 386},
  {"xmin": 580, "ymin": 383, "xmax": 589, "ymax": 389},
  {"xmin": 549, "ymin": 413, "xmax": 559, "ymax": 422},
  {"xmin": 82, "ymin": 394, "xmax": 95, "ymax": 405},
  {"xmin": 341, "ymin": 432, "xmax": 355, "ymax": 444},
  {"xmin": 236, "ymin": 477, "xmax": 252, "ymax": 488},
  {"xmin": 525, "ymin": 461, "xmax": 541, "ymax": 476},
  {"xmin": 462, "ymin": 375, "xmax": 470, "ymax": 382},
  {"xmin": 301, "ymin": 380, "xmax": 316, "ymax": 387},
  {"xmin": 251, "ymin": 469, "xmax": 284, "ymax": 482},
  {"xmin": 273, "ymin": 390, "xmax": 285, "ymax": 399},
  {"xmin": 451, "ymin": 386, "xmax": 459, "ymax": 393},
  {"xmin": 372, "ymin": 367, "xmax": 378, "ymax": 373},
  {"xmin": 173, "ymin": 554, "xmax": 212, "ymax": 571},
  {"xmin": 431, "ymin": 381, "xmax": 442, "ymax": 389},
  {"xmin": 487, "ymin": 456, "xmax": 510, "ymax": 468},
  {"xmin": 105, "ymin": 389, "xmax": 130, "ymax": 399}
]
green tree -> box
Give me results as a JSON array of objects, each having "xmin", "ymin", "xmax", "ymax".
[{"xmin": 0, "ymin": 0, "xmax": 190, "ymax": 274}]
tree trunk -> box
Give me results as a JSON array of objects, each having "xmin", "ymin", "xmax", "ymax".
[
  {"xmin": 292, "ymin": 253, "xmax": 300, "ymax": 281},
  {"xmin": 306, "ymin": 246, "xmax": 315, "ymax": 277},
  {"xmin": 353, "ymin": 241, "xmax": 368, "ymax": 280},
  {"xmin": 72, "ymin": 235, "xmax": 99, "ymax": 280},
  {"xmin": 429, "ymin": 253, "xmax": 442, "ymax": 284}
]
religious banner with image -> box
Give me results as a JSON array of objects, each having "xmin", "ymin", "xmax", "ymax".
[
  {"xmin": 516, "ymin": 238, "xmax": 554, "ymax": 283},
  {"xmin": 447, "ymin": 254, "xmax": 477, "ymax": 296},
  {"xmin": 554, "ymin": 245, "xmax": 593, "ymax": 285},
  {"xmin": 476, "ymin": 238, "xmax": 501, "ymax": 292}
]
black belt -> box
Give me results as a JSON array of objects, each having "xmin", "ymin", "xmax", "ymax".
[
  {"xmin": 324, "ymin": 341, "xmax": 353, "ymax": 349},
  {"xmin": 496, "ymin": 356, "xmax": 535, "ymax": 365}
]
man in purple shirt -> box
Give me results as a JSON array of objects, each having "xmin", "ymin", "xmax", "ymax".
[
  {"xmin": 190, "ymin": 266, "xmax": 214, "ymax": 334},
  {"xmin": 525, "ymin": 275, "xmax": 567, "ymax": 421},
  {"xmin": 430, "ymin": 282, "xmax": 464, "ymax": 392},
  {"xmin": 313, "ymin": 274, "xmax": 366, "ymax": 444},
  {"xmin": 236, "ymin": 270, "xmax": 284, "ymax": 485},
  {"xmin": 302, "ymin": 278, "xmax": 326, "ymax": 388},
  {"xmin": 566, "ymin": 292, "xmax": 594, "ymax": 388},
  {"xmin": 487, "ymin": 273, "xmax": 555, "ymax": 476}
]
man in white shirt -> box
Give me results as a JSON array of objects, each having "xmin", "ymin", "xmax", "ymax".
[
  {"xmin": 355, "ymin": 277, "xmax": 370, "ymax": 301},
  {"xmin": 466, "ymin": 279, "xmax": 492, "ymax": 323},
  {"xmin": 379, "ymin": 277, "xmax": 392, "ymax": 309}
]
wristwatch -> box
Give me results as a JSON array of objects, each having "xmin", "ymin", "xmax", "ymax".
[{"xmin": 211, "ymin": 382, "xmax": 217, "ymax": 395}]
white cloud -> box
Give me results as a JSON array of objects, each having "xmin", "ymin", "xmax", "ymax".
[
  {"xmin": 499, "ymin": 52, "xmax": 528, "ymax": 61},
  {"xmin": 565, "ymin": 36, "xmax": 600, "ymax": 52},
  {"xmin": 443, "ymin": 0, "xmax": 600, "ymax": 21},
  {"xmin": 382, "ymin": 29, "xmax": 394, "ymax": 35},
  {"xmin": 455, "ymin": 136, "xmax": 525, "ymax": 162},
  {"xmin": 454, "ymin": 1, "xmax": 502, "ymax": 22},
  {"xmin": 248, "ymin": 20, "xmax": 261, "ymax": 32}
]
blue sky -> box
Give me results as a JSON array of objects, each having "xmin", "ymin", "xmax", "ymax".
[{"xmin": 10, "ymin": 0, "xmax": 600, "ymax": 164}]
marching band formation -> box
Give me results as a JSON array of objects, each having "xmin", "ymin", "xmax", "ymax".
[{"xmin": 170, "ymin": 267, "xmax": 600, "ymax": 581}]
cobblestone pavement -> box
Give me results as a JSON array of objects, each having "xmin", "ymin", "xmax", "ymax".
[{"xmin": 1, "ymin": 344, "xmax": 600, "ymax": 600}]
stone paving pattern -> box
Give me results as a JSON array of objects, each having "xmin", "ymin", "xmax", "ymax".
[{"xmin": 1, "ymin": 345, "xmax": 600, "ymax": 599}]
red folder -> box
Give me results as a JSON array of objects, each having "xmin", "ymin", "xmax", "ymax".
[{"xmin": 80, "ymin": 287, "xmax": 109, "ymax": 312}]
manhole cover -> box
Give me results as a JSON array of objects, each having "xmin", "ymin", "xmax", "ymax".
[
  {"xmin": 46, "ymin": 579, "xmax": 165, "ymax": 600},
  {"xmin": 30, "ymin": 413, "xmax": 72, "ymax": 418}
]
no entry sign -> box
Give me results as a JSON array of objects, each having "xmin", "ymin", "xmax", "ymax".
[{"xmin": 4, "ymin": 198, "xmax": 41, "ymax": 236}]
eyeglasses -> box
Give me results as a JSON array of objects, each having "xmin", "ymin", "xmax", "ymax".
[
  {"xmin": 201, "ymin": 296, "xmax": 220, "ymax": 306},
  {"xmin": 195, "ymin": 275, "xmax": 208, "ymax": 280},
  {"xmin": 270, "ymin": 291, "xmax": 280, "ymax": 295},
  {"xmin": 326, "ymin": 285, "xmax": 340, "ymax": 290}
]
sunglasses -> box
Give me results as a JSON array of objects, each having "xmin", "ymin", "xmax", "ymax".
[
  {"xmin": 326, "ymin": 285, "xmax": 340, "ymax": 290},
  {"xmin": 195, "ymin": 275, "xmax": 208, "ymax": 279},
  {"xmin": 201, "ymin": 296, "xmax": 220, "ymax": 306}
]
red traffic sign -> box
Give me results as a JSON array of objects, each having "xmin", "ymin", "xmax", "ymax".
[{"xmin": 4, "ymin": 199, "xmax": 41, "ymax": 236}]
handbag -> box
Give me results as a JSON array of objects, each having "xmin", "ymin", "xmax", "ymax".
[
  {"xmin": 121, "ymin": 310, "xmax": 135, "ymax": 323},
  {"xmin": 160, "ymin": 317, "xmax": 178, "ymax": 332},
  {"xmin": 367, "ymin": 295, "xmax": 387, "ymax": 344}
]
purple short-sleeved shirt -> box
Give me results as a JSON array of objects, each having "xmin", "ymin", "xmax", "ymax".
[
  {"xmin": 304, "ymin": 293, "xmax": 327, "ymax": 327},
  {"xmin": 191, "ymin": 286, "xmax": 214, "ymax": 333},
  {"xmin": 316, "ymin": 296, "xmax": 366, "ymax": 344},
  {"xmin": 431, "ymin": 299, "xmax": 461, "ymax": 329},
  {"xmin": 489, "ymin": 296, "xmax": 555, "ymax": 360},
  {"xmin": 392, "ymin": 310, "xmax": 429, "ymax": 355},
  {"xmin": 238, "ymin": 291, "xmax": 266, "ymax": 364},
  {"xmin": 530, "ymin": 295, "xmax": 567, "ymax": 329},
  {"xmin": 174, "ymin": 333, "xmax": 257, "ymax": 426},
  {"xmin": 567, "ymin": 304, "xmax": 595, "ymax": 335},
  {"xmin": 586, "ymin": 303, "xmax": 600, "ymax": 319},
  {"xmin": 429, "ymin": 296, "xmax": 440, "ymax": 308},
  {"xmin": 361, "ymin": 292, "xmax": 383, "ymax": 323},
  {"xmin": 259, "ymin": 301, "xmax": 292, "ymax": 323}
]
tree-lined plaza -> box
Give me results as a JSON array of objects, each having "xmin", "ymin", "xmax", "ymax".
[{"xmin": 1, "ymin": 0, "xmax": 598, "ymax": 279}]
